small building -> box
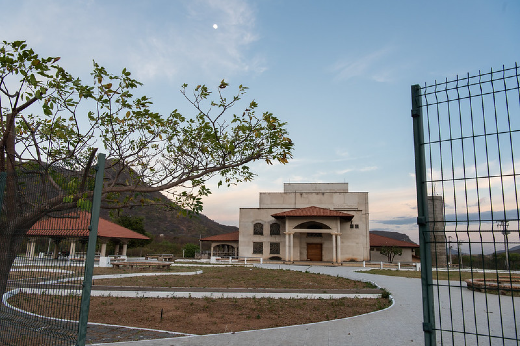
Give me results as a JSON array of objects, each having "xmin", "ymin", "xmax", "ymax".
[
  {"xmin": 25, "ymin": 211, "xmax": 149, "ymax": 266},
  {"xmin": 369, "ymin": 232, "xmax": 419, "ymax": 263},
  {"xmin": 201, "ymin": 231, "xmax": 239, "ymax": 258},
  {"xmin": 238, "ymin": 183, "xmax": 369, "ymax": 263}
]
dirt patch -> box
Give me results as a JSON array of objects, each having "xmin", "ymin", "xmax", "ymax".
[
  {"xmin": 10, "ymin": 293, "xmax": 391, "ymax": 335},
  {"xmin": 93, "ymin": 266, "xmax": 372, "ymax": 289}
]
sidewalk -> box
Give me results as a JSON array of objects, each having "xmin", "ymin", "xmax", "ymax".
[{"xmin": 91, "ymin": 265, "xmax": 426, "ymax": 346}]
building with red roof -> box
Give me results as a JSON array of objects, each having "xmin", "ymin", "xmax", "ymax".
[
  {"xmin": 25, "ymin": 211, "xmax": 149, "ymax": 265},
  {"xmin": 369, "ymin": 232, "xmax": 419, "ymax": 263},
  {"xmin": 238, "ymin": 183, "xmax": 369, "ymax": 263}
]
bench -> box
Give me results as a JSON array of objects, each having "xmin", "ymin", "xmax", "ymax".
[
  {"xmin": 145, "ymin": 254, "xmax": 174, "ymax": 261},
  {"xmin": 112, "ymin": 261, "xmax": 172, "ymax": 269}
]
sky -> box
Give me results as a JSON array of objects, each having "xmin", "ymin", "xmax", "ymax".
[{"xmin": 1, "ymin": 0, "xmax": 519, "ymax": 244}]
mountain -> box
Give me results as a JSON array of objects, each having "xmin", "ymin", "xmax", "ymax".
[{"xmin": 99, "ymin": 160, "xmax": 238, "ymax": 242}]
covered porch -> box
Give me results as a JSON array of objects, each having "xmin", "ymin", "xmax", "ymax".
[{"xmin": 271, "ymin": 206, "xmax": 354, "ymax": 264}]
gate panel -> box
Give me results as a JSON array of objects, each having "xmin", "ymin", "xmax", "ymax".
[
  {"xmin": 412, "ymin": 64, "xmax": 520, "ymax": 345},
  {"xmin": 0, "ymin": 154, "xmax": 105, "ymax": 345}
]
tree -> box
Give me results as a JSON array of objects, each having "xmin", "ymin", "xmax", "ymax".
[
  {"xmin": 115, "ymin": 215, "xmax": 153, "ymax": 248},
  {"xmin": 182, "ymin": 243, "xmax": 199, "ymax": 258},
  {"xmin": 0, "ymin": 41, "xmax": 293, "ymax": 296},
  {"xmin": 380, "ymin": 246, "xmax": 403, "ymax": 263}
]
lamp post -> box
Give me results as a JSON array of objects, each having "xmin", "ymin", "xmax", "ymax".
[
  {"xmin": 448, "ymin": 236, "xmax": 452, "ymax": 267},
  {"xmin": 497, "ymin": 220, "xmax": 510, "ymax": 270}
]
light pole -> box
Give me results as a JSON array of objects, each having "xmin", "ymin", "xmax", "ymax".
[
  {"xmin": 448, "ymin": 236, "xmax": 452, "ymax": 267},
  {"xmin": 497, "ymin": 220, "xmax": 510, "ymax": 270}
]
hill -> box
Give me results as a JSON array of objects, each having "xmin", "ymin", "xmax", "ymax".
[{"xmin": 99, "ymin": 160, "xmax": 238, "ymax": 243}]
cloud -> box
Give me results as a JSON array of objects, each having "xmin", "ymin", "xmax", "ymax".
[{"xmin": 331, "ymin": 46, "xmax": 395, "ymax": 82}]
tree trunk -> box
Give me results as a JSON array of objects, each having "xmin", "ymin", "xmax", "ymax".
[{"xmin": 0, "ymin": 225, "xmax": 26, "ymax": 298}]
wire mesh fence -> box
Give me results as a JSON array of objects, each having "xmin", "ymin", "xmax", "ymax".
[
  {"xmin": 0, "ymin": 158, "xmax": 104, "ymax": 345},
  {"xmin": 412, "ymin": 64, "xmax": 520, "ymax": 345}
]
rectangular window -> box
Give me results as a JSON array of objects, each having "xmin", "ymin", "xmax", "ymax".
[
  {"xmin": 270, "ymin": 223, "xmax": 281, "ymax": 236},
  {"xmin": 253, "ymin": 242, "xmax": 263, "ymax": 254},
  {"xmin": 270, "ymin": 242, "xmax": 280, "ymax": 254}
]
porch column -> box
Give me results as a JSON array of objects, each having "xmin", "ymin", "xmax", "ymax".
[
  {"xmin": 26, "ymin": 238, "xmax": 36, "ymax": 258},
  {"xmin": 114, "ymin": 243, "xmax": 120, "ymax": 256},
  {"xmin": 336, "ymin": 234, "xmax": 341, "ymax": 263},
  {"xmin": 234, "ymin": 245, "xmax": 238, "ymax": 257},
  {"xmin": 285, "ymin": 232, "xmax": 290, "ymax": 261},
  {"xmin": 52, "ymin": 238, "xmax": 61, "ymax": 259},
  {"xmin": 332, "ymin": 233, "xmax": 337, "ymax": 263},
  {"xmin": 121, "ymin": 240, "xmax": 128, "ymax": 258},
  {"xmin": 100, "ymin": 241, "xmax": 107, "ymax": 257},
  {"xmin": 69, "ymin": 240, "xmax": 76, "ymax": 259},
  {"xmin": 99, "ymin": 239, "xmax": 110, "ymax": 267},
  {"xmin": 290, "ymin": 233, "xmax": 294, "ymax": 262},
  {"xmin": 210, "ymin": 244, "xmax": 214, "ymax": 257}
]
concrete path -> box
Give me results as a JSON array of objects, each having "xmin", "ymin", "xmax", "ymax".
[
  {"xmin": 92, "ymin": 264, "xmax": 520, "ymax": 346},
  {"xmin": 92, "ymin": 265, "xmax": 425, "ymax": 346}
]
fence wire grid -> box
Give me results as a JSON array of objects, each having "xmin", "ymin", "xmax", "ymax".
[
  {"xmin": 0, "ymin": 164, "xmax": 102, "ymax": 346},
  {"xmin": 412, "ymin": 64, "xmax": 520, "ymax": 345}
]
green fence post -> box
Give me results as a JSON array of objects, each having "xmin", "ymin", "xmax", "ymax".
[
  {"xmin": 411, "ymin": 85, "xmax": 436, "ymax": 346},
  {"xmin": 77, "ymin": 153, "xmax": 105, "ymax": 346}
]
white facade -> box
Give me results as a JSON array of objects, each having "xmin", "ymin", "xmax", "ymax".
[{"xmin": 238, "ymin": 183, "xmax": 369, "ymax": 262}]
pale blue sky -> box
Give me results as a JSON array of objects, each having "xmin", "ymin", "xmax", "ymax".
[{"xmin": 2, "ymin": 0, "xmax": 519, "ymax": 242}]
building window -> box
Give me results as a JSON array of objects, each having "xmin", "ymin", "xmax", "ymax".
[
  {"xmin": 355, "ymin": 224, "xmax": 359, "ymax": 229},
  {"xmin": 270, "ymin": 223, "xmax": 280, "ymax": 235},
  {"xmin": 307, "ymin": 233, "xmax": 323, "ymax": 237},
  {"xmin": 253, "ymin": 223, "xmax": 263, "ymax": 235},
  {"xmin": 253, "ymin": 242, "xmax": 263, "ymax": 254},
  {"xmin": 270, "ymin": 242, "xmax": 280, "ymax": 254}
]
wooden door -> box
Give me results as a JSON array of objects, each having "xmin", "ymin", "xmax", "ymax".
[{"xmin": 307, "ymin": 243, "xmax": 322, "ymax": 261}]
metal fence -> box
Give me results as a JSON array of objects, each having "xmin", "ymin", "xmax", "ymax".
[
  {"xmin": 0, "ymin": 154, "xmax": 105, "ymax": 345},
  {"xmin": 412, "ymin": 64, "xmax": 520, "ymax": 345}
]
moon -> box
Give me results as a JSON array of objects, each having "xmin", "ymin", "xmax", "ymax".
[{"xmin": 213, "ymin": 24, "xmax": 218, "ymax": 29}]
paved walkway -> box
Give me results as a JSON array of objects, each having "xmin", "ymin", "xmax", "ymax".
[{"xmin": 91, "ymin": 265, "xmax": 426, "ymax": 346}]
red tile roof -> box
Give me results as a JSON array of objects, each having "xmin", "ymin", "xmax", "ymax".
[
  {"xmin": 27, "ymin": 211, "xmax": 150, "ymax": 240},
  {"xmin": 272, "ymin": 206, "xmax": 354, "ymax": 220},
  {"xmin": 201, "ymin": 231, "xmax": 239, "ymax": 242},
  {"xmin": 369, "ymin": 233, "xmax": 419, "ymax": 248}
]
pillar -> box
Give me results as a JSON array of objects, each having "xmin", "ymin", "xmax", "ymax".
[
  {"xmin": 114, "ymin": 243, "xmax": 120, "ymax": 256},
  {"xmin": 69, "ymin": 240, "xmax": 76, "ymax": 259},
  {"xmin": 290, "ymin": 233, "xmax": 294, "ymax": 262},
  {"xmin": 52, "ymin": 238, "xmax": 61, "ymax": 259},
  {"xmin": 26, "ymin": 238, "xmax": 36, "ymax": 258},
  {"xmin": 121, "ymin": 241, "xmax": 128, "ymax": 258},
  {"xmin": 332, "ymin": 233, "xmax": 337, "ymax": 263},
  {"xmin": 336, "ymin": 234, "xmax": 341, "ymax": 263},
  {"xmin": 100, "ymin": 242, "xmax": 107, "ymax": 257},
  {"xmin": 99, "ymin": 239, "xmax": 110, "ymax": 267},
  {"xmin": 285, "ymin": 232, "xmax": 290, "ymax": 261}
]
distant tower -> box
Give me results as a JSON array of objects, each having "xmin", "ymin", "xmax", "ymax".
[{"xmin": 428, "ymin": 196, "xmax": 447, "ymax": 267}]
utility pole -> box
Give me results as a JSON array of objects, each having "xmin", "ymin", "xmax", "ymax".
[{"xmin": 497, "ymin": 220, "xmax": 510, "ymax": 270}]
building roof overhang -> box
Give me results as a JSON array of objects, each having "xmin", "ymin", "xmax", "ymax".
[
  {"xmin": 27, "ymin": 211, "xmax": 150, "ymax": 240},
  {"xmin": 271, "ymin": 206, "xmax": 354, "ymax": 221}
]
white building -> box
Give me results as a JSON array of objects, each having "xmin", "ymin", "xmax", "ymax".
[{"xmin": 238, "ymin": 183, "xmax": 369, "ymax": 263}]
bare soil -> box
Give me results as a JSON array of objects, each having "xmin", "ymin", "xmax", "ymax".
[
  {"xmin": 9, "ymin": 266, "xmax": 391, "ymax": 335},
  {"xmin": 92, "ymin": 266, "xmax": 373, "ymax": 289}
]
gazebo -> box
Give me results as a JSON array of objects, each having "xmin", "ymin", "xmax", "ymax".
[{"xmin": 25, "ymin": 211, "xmax": 149, "ymax": 266}]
